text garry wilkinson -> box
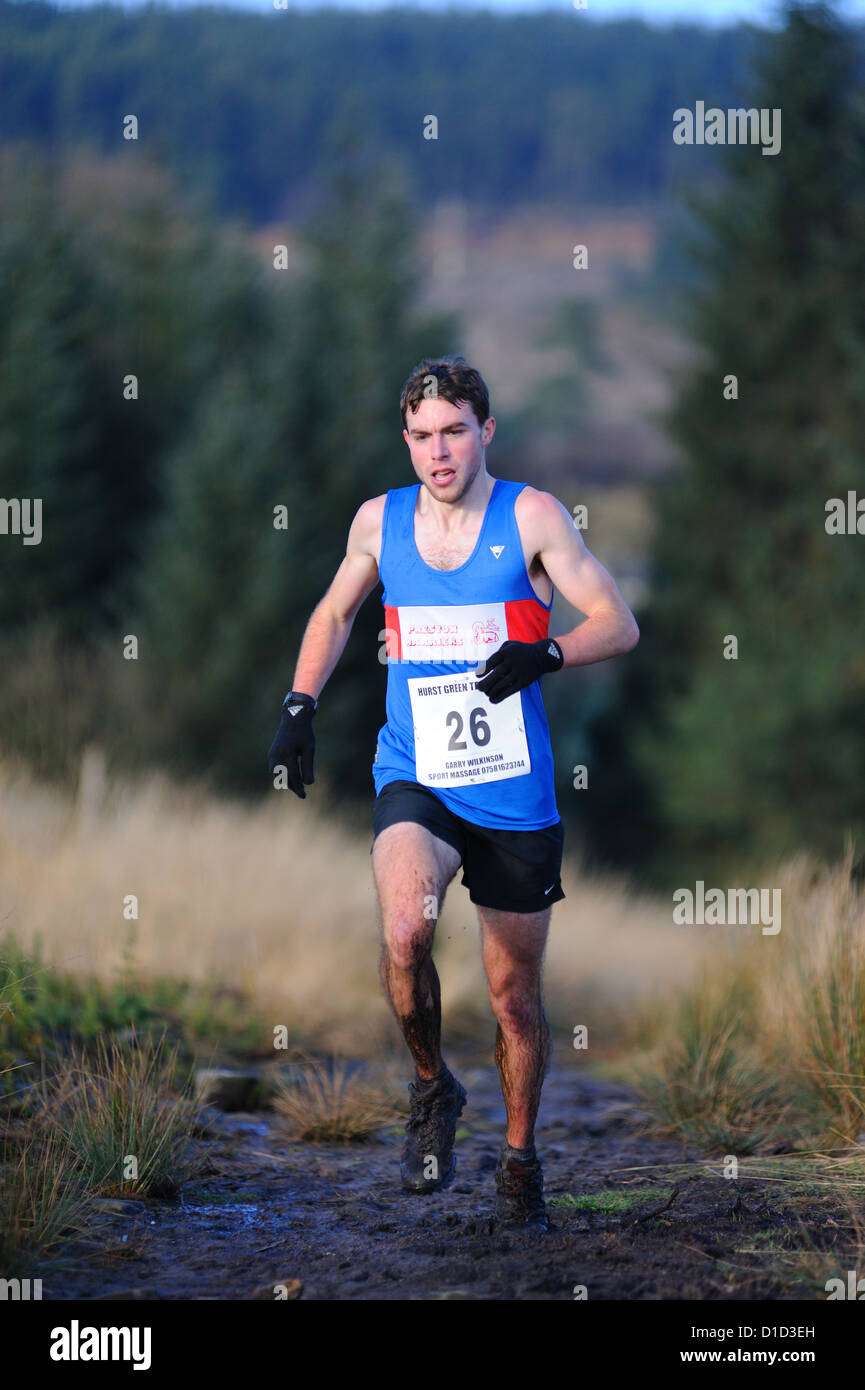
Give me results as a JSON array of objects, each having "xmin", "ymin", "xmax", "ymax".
[
  {"xmin": 673, "ymin": 102, "xmax": 781, "ymax": 156},
  {"xmin": 50, "ymin": 1321, "xmax": 151, "ymax": 1371}
]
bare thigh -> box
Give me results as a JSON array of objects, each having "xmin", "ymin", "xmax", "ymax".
[{"xmin": 372, "ymin": 822, "xmax": 462, "ymax": 964}]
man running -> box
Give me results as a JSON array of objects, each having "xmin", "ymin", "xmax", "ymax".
[{"xmin": 268, "ymin": 355, "xmax": 639, "ymax": 1231}]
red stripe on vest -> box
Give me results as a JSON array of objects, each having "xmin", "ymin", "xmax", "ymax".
[
  {"xmin": 383, "ymin": 604, "xmax": 402, "ymax": 659},
  {"xmin": 504, "ymin": 597, "xmax": 549, "ymax": 643}
]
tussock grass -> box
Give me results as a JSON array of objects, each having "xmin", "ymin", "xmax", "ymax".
[
  {"xmin": 0, "ymin": 1029, "xmax": 193, "ymax": 1272},
  {"xmin": 38, "ymin": 1030, "xmax": 197, "ymax": 1198},
  {"xmin": 273, "ymin": 1058, "xmax": 408, "ymax": 1143},
  {"xmin": 625, "ymin": 845, "xmax": 865, "ymax": 1155},
  {"xmin": 0, "ymin": 957, "xmax": 90, "ymax": 1275},
  {"xmin": 632, "ymin": 974, "xmax": 797, "ymax": 1154},
  {"xmin": 761, "ymin": 846, "xmax": 865, "ymax": 1143},
  {"xmin": 0, "ymin": 920, "xmax": 198, "ymax": 1269},
  {"xmin": 0, "ymin": 1128, "xmax": 88, "ymax": 1278}
]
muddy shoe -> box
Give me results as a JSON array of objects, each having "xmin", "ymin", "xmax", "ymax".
[
  {"xmin": 494, "ymin": 1145, "xmax": 549, "ymax": 1231},
  {"xmin": 400, "ymin": 1066, "xmax": 467, "ymax": 1193}
]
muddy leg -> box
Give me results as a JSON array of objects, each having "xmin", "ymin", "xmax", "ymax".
[
  {"xmin": 372, "ymin": 822, "xmax": 462, "ymax": 1079},
  {"xmin": 478, "ymin": 905, "xmax": 552, "ymax": 1147}
]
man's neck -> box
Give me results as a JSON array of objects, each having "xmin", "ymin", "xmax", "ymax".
[{"xmin": 418, "ymin": 469, "xmax": 494, "ymax": 528}]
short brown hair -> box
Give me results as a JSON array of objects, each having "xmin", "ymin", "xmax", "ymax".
[{"xmin": 399, "ymin": 355, "xmax": 490, "ymax": 430}]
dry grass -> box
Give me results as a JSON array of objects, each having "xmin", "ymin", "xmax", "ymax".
[
  {"xmin": 760, "ymin": 845, "xmax": 865, "ymax": 1142},
  {"xmin": 0, "ymin": 749, "xmax": 708, "ymax": 1055},
  {"xmin": 633, "ymin": 1004, "xmax": 793, "ymax": 1155},
  {"xmin": 621, "ymin": 843, "xmax": 865, "ymax": 1153},
  {"xmin": 5, "ymin": 750, "xmax": 864, "ymax": 1164},
  {"xmin": 272, "ymin": 1058, "xmax": 408, "ymax": 1143}
]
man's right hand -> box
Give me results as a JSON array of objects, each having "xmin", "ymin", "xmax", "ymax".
[{"xmin": 267, "ymin": 696, "xmax": 316, "ymax": 798}]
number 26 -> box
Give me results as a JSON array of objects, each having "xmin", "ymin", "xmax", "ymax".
[{"xmin": 446, "ymin": 707, "xmax": 491, "ymax": 750}]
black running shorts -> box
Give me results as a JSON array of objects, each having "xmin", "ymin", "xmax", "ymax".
[{"xmin": 371, "ymin": 779, "xmax": 566, "ymax": 914}]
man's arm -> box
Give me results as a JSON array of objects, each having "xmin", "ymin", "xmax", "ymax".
[
  {"xmin": 290, "ymin": 495, "xmax": 385, "ymax": 698},
  {"xmin": 267, "ymin": 495, "xmax": 384, "ymax": 795},
  {"xmin": 518, "ymin": 487, "xmax": 640, "ymax": 666}
]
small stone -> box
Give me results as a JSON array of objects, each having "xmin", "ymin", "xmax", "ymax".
[
  {"xmin": 88, "ymin": 1198, "xmax": 148, "ymax": 1218},
  {"xmin": 194, "ymin": 1069, "xmax": 266, "ymax": 1112}
]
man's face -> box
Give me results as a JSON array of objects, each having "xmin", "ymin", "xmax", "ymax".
[{"xmin": 403, "ymin": 397, "xmax": 495, "ymax": 504}]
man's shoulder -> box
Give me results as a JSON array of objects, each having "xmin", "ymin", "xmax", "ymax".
[
  {"xmin": 513, "ymin": 484, "xmax": 568, "ymax": 535},
  {"xmin": 347, "ymin": 494, "xmax": 387, "ymax": 557},
  {"xmin": 356, "ymin": 493, "xmax": 389, "ymax": 519},
  {"xmin": 512, "ymin": 483, "xmax": 558, "ymax": 514},
  {"xmin": 357, "ymin": 482, "xmax": 417, "ymax": 517}
]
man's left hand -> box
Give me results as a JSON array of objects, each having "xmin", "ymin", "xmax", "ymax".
[{"xmin": 474, "ymin": 638, "xmax": 564, "ymax": 704}]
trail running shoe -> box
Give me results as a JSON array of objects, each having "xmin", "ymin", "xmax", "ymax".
[
  {"xmin": 494, "ymin": 1147, "xmax": 549, "ymax": 1231},
  {"xmin": 400, "ymin": 1066, "xmax": 467, "ymax": 1193}
]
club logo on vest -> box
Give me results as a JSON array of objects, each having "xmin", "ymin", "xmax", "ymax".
[
  {"xmin": 472, "ymin": 618, "xmax": 501, "ymax": 645},
  {"xmin": 490, "ymin": 545, "xmax": 505, "ymax": 558}
]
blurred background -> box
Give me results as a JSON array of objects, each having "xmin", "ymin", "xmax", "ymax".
[{"xmin": 1, "ymin": 0, "xmax": 865, "ymax": 1047}]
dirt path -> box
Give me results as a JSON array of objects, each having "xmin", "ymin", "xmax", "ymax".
[{"xmin": 51, "ymin": 1054, "xmax": 830, "ymax": 1301}]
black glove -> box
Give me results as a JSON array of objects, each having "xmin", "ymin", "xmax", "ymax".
[
  {"xmin": 474, "ymin": 638, "xmax": 564, "ymax": 705},
  {"xmin": 267, "ymin": 693, "xmax": 316, "ymax": 797}
]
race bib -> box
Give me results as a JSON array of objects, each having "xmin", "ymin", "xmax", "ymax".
[{"xmin": 408, "ymin": 670, "xmax": 531, "ymax": 788}]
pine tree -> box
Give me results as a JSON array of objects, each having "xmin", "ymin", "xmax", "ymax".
[
  {"xmin": 0, "ymin": 149, "xmax": 272, "ymax": 643},
  {"xmin": 585, "ymin": 2, "xmax": 865, "ymax": 886},
  {"xmin": 134, "ymin": 136, "xmax": 455, "ymax": 798}
]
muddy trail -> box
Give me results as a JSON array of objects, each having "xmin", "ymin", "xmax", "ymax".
[{"xmin": 50, "ymin": 1052, "xmax": 834, "ymax": 1301}]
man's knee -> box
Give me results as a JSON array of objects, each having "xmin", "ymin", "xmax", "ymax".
[
  {"xmin": 381, "ymin": 916, "xmax": 435, "ymax": 973},
  {"xmin": 488, "ymin": 976, "xmax": 545, "ymax": 1034}
]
